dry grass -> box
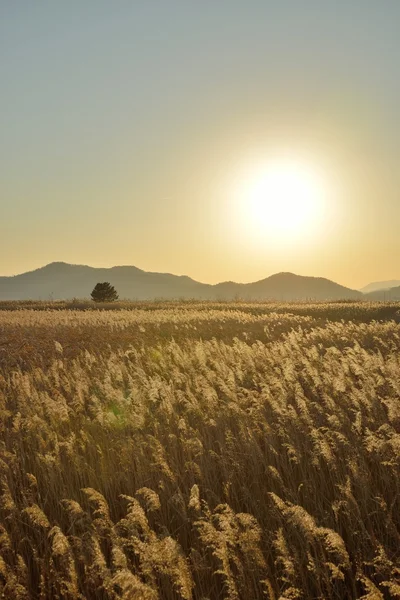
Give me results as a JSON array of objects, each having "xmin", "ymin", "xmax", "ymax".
[{"xmin": 0, "ymin": 302, "xmax": 399, "ymax": 599}]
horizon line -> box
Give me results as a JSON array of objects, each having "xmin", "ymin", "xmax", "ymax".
[{"xmin": 0, "ymin": 260, "xmax": 378, "ymax": 291}]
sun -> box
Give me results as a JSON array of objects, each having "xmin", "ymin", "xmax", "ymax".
[{"xmin": 234, "ymin": 156, "xmax": 329, "ymax": 244}]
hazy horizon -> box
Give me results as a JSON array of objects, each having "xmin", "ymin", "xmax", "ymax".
[
  {"xmin": 1, "ymin": 259, "xmax": 399, "ymax": 291},
  {"xmin": 2, "ymin": 2, "xmax": 400, "ymax": 289}
]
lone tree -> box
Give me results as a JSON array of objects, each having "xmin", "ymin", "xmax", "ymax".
[{"xmin": 91, "ymin": 282, "xmax": 119, "ymax": 302}]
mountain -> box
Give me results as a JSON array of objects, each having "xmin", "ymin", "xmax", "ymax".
[
  {"xmin": 360, "ymin": 280, "xmax": 400, "ymax": 294},
  {"xmin": 214, "ymin": 272, "xmax": 362, "ymax": 301},
  {"xmin": 0, "ymin": 262, "xmax": 363, "ymax": 301},
  {"xmin": 363, "ymin": 285, "xmax": 400, "ymax": 301},
  {"xmin": 0, "ymin": 263, "xmax": 208, "ymax": 301}
]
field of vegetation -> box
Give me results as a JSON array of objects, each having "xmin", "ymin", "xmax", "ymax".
[{"xmin": 0, "ymin": 301, "xmax": 399, "ymax": 599}]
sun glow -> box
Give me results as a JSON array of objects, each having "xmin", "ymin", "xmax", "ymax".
[{"xmin": 234, "ymin": 157, "xmax": 330, "ymax": 245}]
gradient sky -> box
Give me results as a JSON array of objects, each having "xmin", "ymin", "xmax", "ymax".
[{"xmin": 1, "ymin": 1, "xmax": 400, "ymax": 289}]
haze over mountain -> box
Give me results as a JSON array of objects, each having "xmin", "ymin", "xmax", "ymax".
[
  {"xmin": 360, "ymin": 280, "xmax": 400, "ymax": 294},
  {"xmin": 363, "ymin": 285, "xmax": 400, "ymax": 302},
  {"xmin": 0, "ymin": 262, "xmax": 362, "ymax": 302}
]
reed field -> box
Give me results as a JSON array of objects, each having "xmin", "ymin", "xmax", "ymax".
[{"xmin": 0, "ymin": 301, "xmax": 399, "ymax": 599}]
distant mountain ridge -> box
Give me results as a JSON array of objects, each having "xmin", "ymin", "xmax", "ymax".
[
  {"xmin": 363, "ymin": 286, "xmax": 400, "ymax": 301},
  {"xmin": 0, "ymin": 262, "xmax": 363, "ymax": 301},
  {"xmin": 360, "ymin": 280, "xmax": 400, "ymax": 294}
]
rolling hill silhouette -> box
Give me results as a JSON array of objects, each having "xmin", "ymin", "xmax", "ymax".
[
  {"xmin": 360, "ymin": 280, "xmax": 400, "ymax": 294},
  {"xmin": 0, "ymin": 262, "xmax": 363, "ymax": 301},
  {"xmin": 364, "ymin": 285, "xmax": 400, "ymax": 301}
]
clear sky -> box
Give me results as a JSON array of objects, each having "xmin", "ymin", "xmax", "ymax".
[{"xmin": 1, "ymin": 1, "xmax": 399, "ymax": 289}]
